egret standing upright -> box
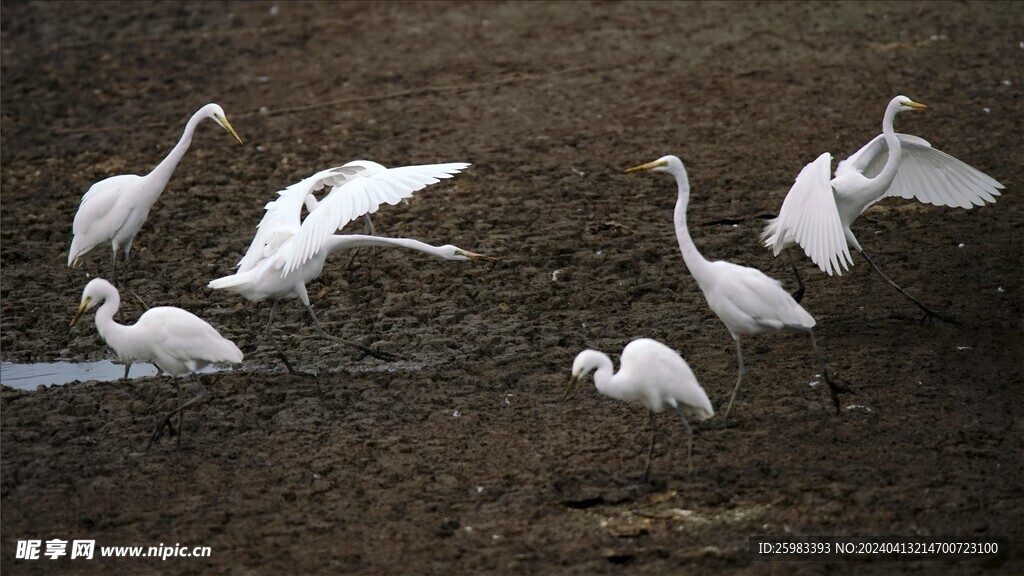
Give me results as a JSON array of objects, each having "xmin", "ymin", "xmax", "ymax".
[
  {"xmin": 626, "ymin": 155, "xmax": 848, "ymax": 419},
  {"xmin": 761, "ymin": 95, "xmax": 1003, "ymax": 322},
  {"xmin": 68, "ymin": 103, "xmax": 244, "ymax": 283}
]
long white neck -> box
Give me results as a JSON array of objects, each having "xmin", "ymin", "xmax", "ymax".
[
  {"xmin": 92, "ymin": 290, "xmax": 133, "ymax": 354},
  {"xmin": 325, "ymin": 235, "xmax": 451, "ymax": 259},
  {"xmin": 875, "ymin": 100, "xmax": 904, "ymax": 188},
  {"xmin": 669, "ymin": 163, "xmax": 712, "ymax": 286},
  {"xmin": 583, "ymin": 352, "xmax": 621, "ymax": 400},
  {"xmin": 146, "ymin": 109, "xmax": 206, "ymax": 194}
]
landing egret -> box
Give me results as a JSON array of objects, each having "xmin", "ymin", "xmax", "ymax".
[
  {"xmin": 208, "ymin": 161, "xmax": 493, "ymax": 364},
  {"xmin": 565, "ymin": 338, "xmax": 714, "ymax": 480},
  {"xmin": 67, "ymin": 103, "xmax": 243, "ymax": 283},
  {"xmin": 70, "ymin": 278, "xmax": 243, "ymax": 446},
  {"xmin": 626, "ymin": 155, "xmax": 847, "ymax": 418},
  {"xmin": 762, "ymin": 95, "xmax": 1004, "ymax": 322}
]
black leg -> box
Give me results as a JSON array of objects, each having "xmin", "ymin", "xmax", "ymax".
[
  {"xmin": 787, "ymin": 325, "xmax": 853, "ymax": 414},
  {"xmin": 786, "ymin": 249, "xmax": 806, "ymax": 303},
  {"xmin": 149, "ymin": 374, "xmax": 209, "ymax": 448},
  {"xmin": 642, "ymin": 411, "xmax": 657, "ymax": 483},
  {"xmin": 858, "ymin": 247, "xmax": 960, "ymax": 325},
  {"xmin": 723, "ymin": 337, "xmax": 746, "ymax": 421},
  {"xmin": 672, "ymin": 405, "xmax": 695, "ymax": 475},
  {"xmin": 302, "ymin": 301, "xmax": 398, "ymax": 361}
]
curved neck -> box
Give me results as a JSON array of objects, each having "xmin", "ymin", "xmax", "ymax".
[
  {"xmin": 587, "ymin": 353, "xmax": 619, "ymax": 399},
  {"xmin": 670, "ymin": 165, "xmax": 711, "ymax": 284},
  {"xmin": 876, "ymin": 103, "xmax": 903, "ymax": 186},
  {"xmin": 92, "ymin": 292, "xmax": 124, "ymax": 344},
  {"xmin": 147, "ymin": 109, "xmax": 205, "ymax": 188},
  {"xmin": 325, "ymin": 235, "xmax": 447, "ymax": 258}
]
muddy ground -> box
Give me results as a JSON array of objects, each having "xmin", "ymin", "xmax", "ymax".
[{"xmin": 1, "ymin": 1, "xmax": 1022, "ymax": 575}]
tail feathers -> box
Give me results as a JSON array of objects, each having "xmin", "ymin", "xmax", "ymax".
[
  {"xmin": 761, "ymin": 217, "xmax": 784, "ymax": 255},
  {"xmin": 208, "ymin": 270, "xmax": 256, "ymax": 290}
]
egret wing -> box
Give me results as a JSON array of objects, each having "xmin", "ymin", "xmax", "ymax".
[
  {"xmin": 282, "ymin": 162, "xmax": 470, "ymax": 276},
  {"xmin": 68, "ymin": 176, "xmax": 137, "ymax": 265},
  {"xmin": 867, "ymin": 135, "xmax": 1004, "ymax": 210},
  {"xmin": 771, "ymin": 153, "xmax": 852, "ymax": 276},
  {"xmin": 237, "ymin": 166, "xmax": 359, "ymax": 272}
]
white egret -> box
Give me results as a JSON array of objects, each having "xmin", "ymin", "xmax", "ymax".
[
  {"xmin": 70, "ymin": 278, "xmax": 243, "ymax": 446},
  {"xmin": 565, "ymin": 338, "xmax": 714, "ymax": 480},
  {"xmin": 207, "ymin": 161, "xmax": 493, "ymax": 364},
  {"xmin": 626, "ymin": 155, "xmax": 847, "ymax": 419},
  {"xmin": 67, "ymin": 103, "xmax": 244, "ymax": 283},
  {"xmin": 762, "ymin": 95, "xmax": 1004, "ymax": 322}
]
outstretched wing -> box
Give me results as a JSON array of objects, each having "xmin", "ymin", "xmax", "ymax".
[
  {"xmin": 764, "ymin": 153, "xmax": 852, "ymax": 276},
  {"xmin": 281, "ymin": 162, "xmax": 470, "ymax": 276},
  {"xmin": 236, "ymin": 165, "xmax": 371, "ymax": 272},
  {"xmin": 868, "ymin": 135, "xmax": 1003, "ymax": 210},
  {"xmin": 839, "ymin": 133, "xmax": 1004, "ymax": 211}
]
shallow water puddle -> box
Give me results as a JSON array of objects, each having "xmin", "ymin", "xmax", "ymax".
[{"xmin": 0, "ymin": 360, "xmax": 218, "ymax": 391}]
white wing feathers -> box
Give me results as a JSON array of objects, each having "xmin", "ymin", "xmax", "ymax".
[
  {"xmin": 236, "ymin": 166, "xmax": 353, "ymax": 273},
  {"xmin": 767, "ymin": 153, "xmax": 853, "ymax": 276},
  {"xmin": 841, "ymin": 133, "xmax": 1004, "ymax": 211},
  {"xmin": 281, "ymin": 162, "xmax": 469, "ymax": 276}
]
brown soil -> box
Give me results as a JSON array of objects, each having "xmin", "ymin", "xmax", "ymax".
[{"xmin": 2, "ymin": 2, "xmax": 1021, "ymax": 575}]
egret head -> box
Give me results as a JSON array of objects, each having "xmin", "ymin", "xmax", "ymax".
[
  {"xmin": 624, "ymin": 154, "xmax": 683, "ymax": 175},
  {"xmin": 439, "ymin": 245, "xmax": 498, "ymax": 263},
  {"xmin": 202, "ymin": 103, "xmax": 244, "ymax": 145},
  {"xmin": 564, "ymin": 349, "xmax": 604, "ymax": 399},
  {"xmin": 71, "ymin": 278, "xmax": 116, "ymax": 326},
  {"xmin": 893, "ymin": 95, "xmax": 927, "ymax": 112}
]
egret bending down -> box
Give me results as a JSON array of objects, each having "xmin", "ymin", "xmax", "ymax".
[
  {"xmin": 762, "ymin": 95, "xmax": 1004, "ymax": 322},
  {"xmin": 626, "ymin": 155, "xmax": 847, "ymax": 419},
  {"xmin": 68, "ymin": 103, "xmax": 243, "ymax": 282},
  {"xmin": 566, "ymin": 338, "xmax": 714, "ymax": 480},
  {"xmin": 71, "ymin": 278, "xmax": 243, "ymax": 446},
  {"xmin": 208, "ymin": 161, "xmax": 493, "ymax": 364}
]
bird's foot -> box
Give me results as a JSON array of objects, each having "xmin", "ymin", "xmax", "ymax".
[
  {"xmin": 918, "ymin": 305, "xmax": 961, "ymax": 326},
  {"xmin": 790, "ymin": 287, "xmax": 805, "ymax": 304},
  {"xmin": 821, "ymin": 369, "xmax": 853, "ymax": 415},
  {"xmin": 275, "ymin": 349, "xmax": 317, "ymax": 379},
  {"xmin": 147, "ymin": 414, "xmax": 179, "ymax": 448},
  {"xmin": 308, "ymin": 331, "xmax": 399, "ymax": 362}
]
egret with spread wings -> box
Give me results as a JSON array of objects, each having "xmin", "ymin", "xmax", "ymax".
[
  {"xmin": 208, "ymin": 160, "xmax": 493, "ymax": 364},
  {"xmin": 762, "ymin": 96, "xmax": 1004, "ymax": 322}
]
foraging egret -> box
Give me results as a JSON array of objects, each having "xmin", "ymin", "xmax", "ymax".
[
  {"xmin": 626, "ymin": 155, "xmax": 847, "ymax": 418},
  {"xmin": 208, "ymin": 161, "xmax": 493, "ymax": 363},
  {"xmin": 67, "ymin": 103, "xmax": 243, "ymax": 282},
  {"xmin": 565, "ymin": 338, "xmax": 713, "ymax": 479},
  {"xmin": 762, "ymin": 95, "xmax": 1004, "ymax": 322},
  {"xmin": 70, "ymin": 278, "xmax": 243, "ymax": 446}
]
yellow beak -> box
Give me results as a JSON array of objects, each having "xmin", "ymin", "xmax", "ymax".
[
  {"xmin": 457, "ymin": 249, "xmax": 499, "ymax": 263},
  {"xmin": 70, "ymin": 297, "xmax": 91, "ymax": 327},
  {"xmin": 907, "ymin": 101, "xmax": 928, "ymax": 110},
  {"xmin": 563, "ymin": 372, "xmax": 580, "ymax": 400},
  {"xmin": 216, "ymin": 114, "xmax": 244, "ymax": 144},
  {"xmin": 624, "ymin": 159, "xmax": 667, "ymax": 174}
]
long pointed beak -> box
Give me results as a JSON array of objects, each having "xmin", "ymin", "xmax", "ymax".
[
  {"xmin": 624, "ymin": 159, "xmax": 666, "ymax": 174},
  {"xmin": 563, "ymin": 373, "xmax": 580, "ymax": 400},
  {"xmin": 907, "ymin": 101, "xmax": 928, "ymax": 110},
  {"xmin": 216, "ymin": 114, "xmax": 244, "ymax": 144},
  {"xmin": 457, "ymin": 249, "xmax": 498, "ymax": 263},
  {"xmin": 70, "ymin": 298, "xmax": 90, "ymax": 327}
]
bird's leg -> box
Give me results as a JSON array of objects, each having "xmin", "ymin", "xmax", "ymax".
[
  {"xmin": 788, "ymin": 325, "xmax": 852, "ymax": 414},
  {"xmin": 857, "ymin": 248, "xmax": 960, "ymax": 325},
  {"xmin": 672, "ymin": 405, "xmax": 695, "ymax": 475},
  {"xmin": 722, "ymin": 338, "xmax": 747, "ymax": 421},
  {"xmin": 123, "ymin": 363, "xmax": 131, "ymax": 380},
  {"xmin": 786, "ymin": 249, "xmax": 806, "ymax": 304},
  {"xmin": 342, "ymin": 214, "xmax": 377, "ymax": 270},
  {"xmin": 302, "ymin": 301, "xmax": 398, "ymax": 361},
  {"xmin": 642, "ymin": 411, "xmax": 658, "ymax": 483},
  {"xmin": 175, "ymin": 378, "xmax": 184, "ymax": 446},
  {"xmin": 264, "ymin": 299, "xmax": 280, "ymax": 338},
  {"xmin": 149, "ymin": 374, "xmax": 208, "ymax": 448},
  {"xmin": 266, "ymin": 330, "xmax": 316, "ymax": 379}
]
